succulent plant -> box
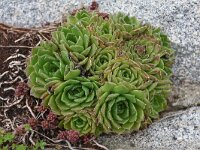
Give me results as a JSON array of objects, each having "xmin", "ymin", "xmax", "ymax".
[
  {"xmin": 90, "ymin": 46, "xmax": 117, "ymax": 75},
  {"xmin": 26, "ymin": 9, "xmax": 174, "ymax": 135},
  {"xmin": 26, "ymin": 41, "xmax": 70, "ymax": 99},
  {"xmin": 103, "ymin": 58, "xmax": 149, "ymax": 86},
  {"xmin": 94, "ymin": 82, "xmax": 149, "ymax": 133},
  {"xmin": 47, "ymin": 74, "xmax": 99, "ymax": 116},
  {"xmin": 59, "ymin": 110, "xmax": 97, "ymax": 135}
]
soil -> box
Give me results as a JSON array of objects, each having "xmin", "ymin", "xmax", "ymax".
[
  {"xmin": 0, "ymin": 23, "xmax": 50, "ymax": 125},
  {"xmin": 0, "ymin": 23, "xmax": 46, "ymax": 143}
]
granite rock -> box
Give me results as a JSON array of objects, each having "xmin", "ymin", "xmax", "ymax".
[{"xmin": 97, "ymin": 107, "xmax": 200, "ymax": 150}]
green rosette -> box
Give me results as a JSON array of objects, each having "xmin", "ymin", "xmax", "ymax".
[
  {"xmin": 59, "ymin": 110, "xmax": 97, "ymax": 135},
  {"xmin": 52, "ymin": 23, "xmax": 98, "ymax": 70},
  {"xmin": 90, "ymin": 46, "xmax": 117, "ymax": 75},
  {"xmin": 45, "ymin": 70, "xmax": 99, "ymax": 116},
  {"xmin": 70, "ymin": 10, "xmax": 116, "ymax": 43},
  {"xmin": 25, "ymin": 41, "xmax": 71, "ymax": 99},
  {"xmin": 125, "ymin": 27, "xmax": 174, "ymax": 79},
  {"xmin": 94, "ymin": 82, "xmax": 150, "ymax": 134},
  {"xmin": 147, "ymin": 79, "xmax": 172, "ymax": 118},
  {"xmin": 67, "ymin": 10, "xmax": 98, "ymax": 27},
  {"xmin": 122, "ymin": 27, "xmax": 174, "ymax": 118},
  {"xmin": 103, "ymin": 58, "xmax": 150, "ymax": 87},
  {"xmin": 111, "ymin": 12, "xmax": 140, "ymax": 34},
  {"xmin": 110, "ymin": 12, "xmax": 147, "ymax": 40}
]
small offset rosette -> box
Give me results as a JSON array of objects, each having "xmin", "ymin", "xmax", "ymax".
[
  {"xmin": 90, "ymin": 46, "xmax": 117, "ymax": 75},
  {"xmin": 59, "ymin": 109, "xmax": 97, "ymax": 135}
]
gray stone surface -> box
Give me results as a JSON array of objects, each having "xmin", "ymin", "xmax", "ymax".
[
  {"xmin": 169, "ymin": 79, "xmax": 200, "ymax": 108},
  {"xmin": 0, "ymin": 0, "xmax": 68, "ymax": 27},
  {"xmin": 97, "ymin": 107, "xmax": 200, "ymax": 150}
]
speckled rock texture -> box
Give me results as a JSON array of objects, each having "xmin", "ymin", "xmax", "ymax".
[{"xmin": 0, "ymin": 0, "xmax": 200, "ymax": 149}]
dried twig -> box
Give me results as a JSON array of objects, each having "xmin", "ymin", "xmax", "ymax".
[
  {"xmin": 29, "ymin": 130, "xmax": 35, "ymax": 145},
  {"xmin": 0, "ymin": 96, "xmax": 24, "ymax": 108},
  {"xmin": 0, "ymin": 45, "xmax": 33, "ymax": 49},
  {"xmin": 2, "ymin": 118, "xmax": 15, "ymax": 130},
  {"xmin": 0, "ymin": 23, "xmax": 58, "ymax": 33},
  {"xmin": 25, "ymin": 98, "xmax": 36, "ymax": 118},
  {"xmin": 92, "ymin": 140, "xmax": 109, "ymax": 150},
  {"xmin": 14, "ymin": 34, "xmax": 26, "ymax": 43},
  {"xmin": 38, "ymin": 31, "xmax": 50, "ymax": 41},
  {"xmin": 32, "ymin": 129, "xmax": 76, "ymax": 150},
  {"xmin": 22, "ymin": 131, "xmax": 29, "ymax": 144}
]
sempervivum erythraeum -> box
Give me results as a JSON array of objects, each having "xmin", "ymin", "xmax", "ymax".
[
  {"xmin": 69, "ymin": 10, "xmax": 116, "ymax": 43},
  {"xmin": 26, "ymin": 42, "xmax": 70, "ymax": 99},
  {"xmin": 90, "ymin": 46, "xmax": 117, "ymax": 75},
  {"xmin": 94, "ymin": 82, "xmax": 150, "ymax": 134},
  {"xmin": 26, "ymin": 9, "xmax": 174, "ymax": 136},
  {"xmin": 46, "ymin": 70, "xmax": 99, "ymax": 116},
  {"xmin": 59, "ymin": 109, "xmax": 97, "ymax": 135},
  {"xmin": 103, "ymin": 58, "xmax": 149, "ymax": 87},
  {"xmin": 52, "ymin": 23, "xmax": 98, "ymax": 70},
  {"xmin": 124, "ymin": 27, "xmax": 174, "ymax": 79}
]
